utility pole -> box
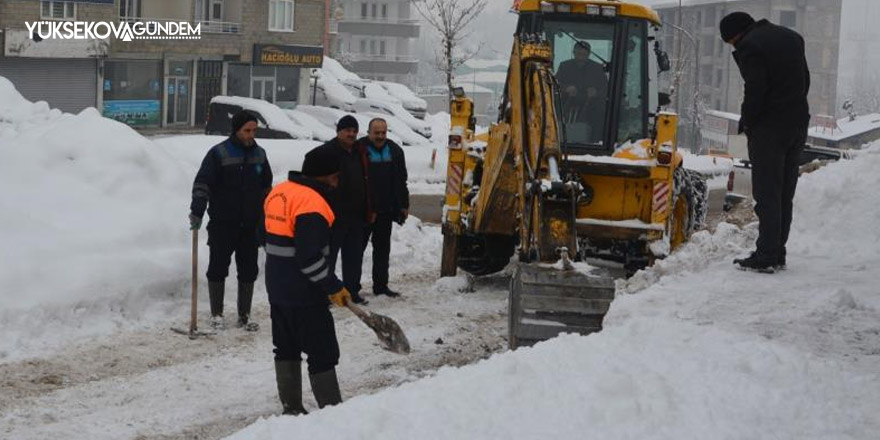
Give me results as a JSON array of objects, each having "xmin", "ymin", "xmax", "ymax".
[{"xmin": 666, "ymin": 21, "xmax": 701, "ymax": 153}]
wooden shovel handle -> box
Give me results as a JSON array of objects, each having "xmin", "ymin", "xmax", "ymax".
[
  {"xmin": 190, "ymin": 229, "xmax": 198, "ymax": 334},
  {"xmin": 345, "ymin": 302, "xmax": 369, "ymax": 320}
]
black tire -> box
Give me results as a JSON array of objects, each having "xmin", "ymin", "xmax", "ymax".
[
  {"xmin": 673, "ymin": 167, "xmax": 709, "ymax": 236},
  {"xmin": 457, "ymin": 233, "xmax": 516, "ymax": 276}
]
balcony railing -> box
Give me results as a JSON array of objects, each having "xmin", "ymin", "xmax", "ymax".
[
  {"xmin": 346, "ymin": 53, "xmax": 418, "ymax": 63},
  {"xmin": 118, "ymin": 16, "xmax": 241, "ymax": 34},
  {"xmin": 340, "ymin": 17, "xmax": 420, "ymax": 25}
]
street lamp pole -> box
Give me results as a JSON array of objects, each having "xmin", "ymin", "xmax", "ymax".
[{"xmin": 665, "ymin": 21, "xmax": 702, "ymax": 153}]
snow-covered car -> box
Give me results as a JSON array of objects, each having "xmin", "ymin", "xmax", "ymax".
[
  {"xmin": 362, "ymin": 112, "xmax": 430, "ymax": 146},
  {"xmin": 352, "ymin": 99, "xmax": 432, "ymax": 139},
  {"xmin": 296, "ymin": 105, "xmax": 408, "ymax": 146},
  {"xmin": 377, "ymin": 81, "xmax": 428, "ymax": 120},
  {"xmin": 206, "ymin": 96, "xmax": 312, "ymax": 140},
  {"xmin": 284, "ymin": 109, "xmax": 336, "ymax": 142},
  {"xmin": 723, "ymin": 144, "xmax": 853, "ymax": 210},
  {"xmin": 309, "ymin": 75, "xmax": 357, "ymax": 112}
]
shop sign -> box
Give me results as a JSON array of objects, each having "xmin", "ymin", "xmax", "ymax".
[
  {"xmin": 254, "ymin": 44, "xmax": 323, "ymax": 68},
  {"xmin": 103, "ymin": 100, "xmax": 161, "ymax": 126}
]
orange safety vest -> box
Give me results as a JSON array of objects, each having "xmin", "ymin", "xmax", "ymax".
[{"xmin": 264, "ymin": 180, "xmax": 335, "ymax": 257}]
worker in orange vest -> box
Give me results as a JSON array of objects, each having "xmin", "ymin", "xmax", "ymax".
[{"xmin": 264, "ymin": 148, "xmax": 352, "ymax": 415}]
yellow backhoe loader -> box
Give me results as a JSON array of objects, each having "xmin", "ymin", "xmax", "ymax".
[{"xmin": 441, "ymin": 0, "xmax": 708, "ymax": 348}]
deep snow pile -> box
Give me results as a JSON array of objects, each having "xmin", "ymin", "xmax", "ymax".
[
  {"xmin": 227, "ymin": 144, "xmax": 880, "ymax": 439},
  {"xmin": 0, "ymin": 78, "xmax": 192, "ymax": 360},
  {"xmin": 0, "ymin": 77, "xmax": 451, "ymax": 362}
]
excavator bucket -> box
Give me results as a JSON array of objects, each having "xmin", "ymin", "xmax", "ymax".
[{"xmin": 508, "ymin": 263, "xmax": 623, "ymax": 348}]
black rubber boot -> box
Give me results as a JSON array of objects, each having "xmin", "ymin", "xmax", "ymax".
[
  {"xmin": 275, "ymin": 360, "xmax": 307, "ymax": 415},
  {"xmin": 309, "ymin": 368, "xmax": 343, "ymax": 408},
  {"xmin": 208, "ymin": 281, "xmax": 225, "ymax": 317},
  {"xmin": 237, "ymin": 282, "xmax": 258, "ymax": 331},
  {"xmin": 734, "ymin": 252, "xmax": 778, "ymax": 273}
]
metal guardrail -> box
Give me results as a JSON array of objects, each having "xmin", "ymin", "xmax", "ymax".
[
  {"xmin": 118, "ymin": 16, "xmax": 241, "ymax": 34},
  {"xmin": 339, "ymin": 17, "xmax": 420, "ymax": 25},
  {"xmin": 346, "ymin": 53, "xmax": 418, "ymax": 63}
]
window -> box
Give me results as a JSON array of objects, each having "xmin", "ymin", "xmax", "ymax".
[
  {"xmin": 381, "ymin": 4, "xmax": 387, "ymax": 19},
  {"xmin": 379, "ymin": 40, "xmax": 386, "ymax": 56},
  {"xmin": 703, "ymin": 8, "xmax": 716, "ymax": 28},
  {"xmin": 359, "ymin": 40, "xmax": 367, "ymax": 53},
  {"xmin": 545, "ymin": 19, "xmax": 615, "ymax": 146},
  {"xmin": 370, "ymin": 40, "xmax": 377, "ymax": 55},
  {"xmin": 371, "ymin": 4, "xmax": 377, "ymax": 18},
  {"xmin": 361, "ymin": 3, "xmax": 367, "ymax": 18},
  {"xmin": 616, "ymin": 20, "xmax": 648, "ymax": 144},
  {"xmin": 118, "ymin": 0, "xmax": 141, "ymax": 19},
  {"xmin": 269, "ymin": 0, "xmax": 295, "ymax": 32},
  {"xmin": 780, "ymin": 11, "xmax": 797, "ymax": 28},
  {"xmin": 41, "ymin": 1, "xmax": 75, "ymax": 20}
]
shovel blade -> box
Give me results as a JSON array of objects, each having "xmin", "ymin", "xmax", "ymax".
[{"xmin": 361, "ymin": 311, "xmax": 411, "ymax": 354}]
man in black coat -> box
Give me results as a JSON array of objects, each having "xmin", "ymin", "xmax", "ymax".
[
  {"xmin": 555, "ymin": 41, "xmax": 608, "ymax": 140},
  {"xmin": 361, "ymin": 118, "xmax": 409, "ymax": 298},
  {"xmin": 308, "ymin": 115, "xmax": 370, "ymax": 304},
  {"xmin": 190, "ymin": 110, "xmax": 273, "ymax": 330},
  {"xmin": 721, "ymin": 12, "xmax": 810, "ymax": 272}
]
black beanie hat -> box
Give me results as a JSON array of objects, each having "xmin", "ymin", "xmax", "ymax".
[
  {"xmin": 720, "ymin": 12, "xmax": 755, "ymax": 42},
  {"xmin": 231, "ymin": 110, "xmax": 258, "ymax": 135},
  {"xmin": 336, "ymin": 115, "xmax": 359, "ymax": 132},
  {"xmin": 302, "ymin": 148, "xmax": 341, "ymax": 177}
]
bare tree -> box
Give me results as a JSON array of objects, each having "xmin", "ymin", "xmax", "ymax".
[{"xmin": 411, "ymin": 0, "xmax": 488, "ymax": 100}]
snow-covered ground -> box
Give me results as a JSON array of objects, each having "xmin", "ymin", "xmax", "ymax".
[
  {"xmin": 2, "ymin": 76, "xmax": 878, "ymax": 440},
  {"xmin": 226, "ymin": 144, "xmax": 880, "ymax": 439}
]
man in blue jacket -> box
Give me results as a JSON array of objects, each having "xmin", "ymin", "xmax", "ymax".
[
  {"xmin": 264, "ymin": 149, "xmax": 352, "ymax": 415},
  {"xmin": 189, "ymin": 111, "xmax": 273, "ymax": 330},
  {"xmin": 361, "ymin": 118, "xmax": 409, "ymax": 297}
]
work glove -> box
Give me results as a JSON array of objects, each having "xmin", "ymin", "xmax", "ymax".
[
  {"xmin": 189, "ymin": 213, "xmax": 202, "ymax": 231},
  {"xmin": 329, "ymin": 287, "xmax": 352, "ymax": 307}
]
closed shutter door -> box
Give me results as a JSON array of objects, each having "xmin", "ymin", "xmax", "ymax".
[{"xmin": 0, "ymin": 58, "xmax": 97, "ymax": 113}]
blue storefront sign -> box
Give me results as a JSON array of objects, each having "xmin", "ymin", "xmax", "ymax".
[{"xmin": 102, "ymin": 100, "xmax": 161, "ymax": 126}]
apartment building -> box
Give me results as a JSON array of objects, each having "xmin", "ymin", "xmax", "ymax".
[
  {"xmin": 331, "ymin": 0, "xmax": 419, "ymax": 85},
  {"xmin": 654, "ymin": 0, "xmax": 842, "ymax": 152},
  {"xmin": 0, "ymin": 0, "xmax": 327, "ymax": 128}
]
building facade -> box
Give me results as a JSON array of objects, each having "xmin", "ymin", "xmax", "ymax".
[
  {"xmin": 654, "ymin": 0, "xmax": 842, "ymax": 152},
  {"xmin": 0, "ymin": 0, "xmax": 327, "ymax": 128},
  {"xmin": 331, "ymin": 0, "xmax": 419, "ymax": 85}
]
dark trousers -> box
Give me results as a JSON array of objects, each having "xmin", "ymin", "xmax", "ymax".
[
  {"xmin": 363, "ymin": 213, "xmax": 394, "ymax": 291},
  {"xmin": 328, "ymin": 218, "xmax": 365, "ymax": 294},
  {"xmin": 747, "ymin": 125, "xmax": 806, "ymax": 258},
  {"xmin": 270, "ymin": 303, "xmax": 339, "ymax": 375},
  {"xmin": 206, "ymin": 221, "xmax": 259, "ymax": 282}
]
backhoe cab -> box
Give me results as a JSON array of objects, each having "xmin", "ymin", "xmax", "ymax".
[{"xmin": 442, "ymin": 0, "xmax": 708, "ymax": 347}]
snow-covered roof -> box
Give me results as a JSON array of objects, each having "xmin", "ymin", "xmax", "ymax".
[
  {"xmin": 463, "ymin": 58, "xmax": 509, "ymax": 69},
  {"xmin": 321, "ymin": 56, "xmax": 362, "ymax": 83},
  {"xmin": 706, "ymin": 110, "xmax": 741, "ymax": 122},
  {"xmin": 808, "ymin": 113, "xmax": 880, "ymax": 142}
]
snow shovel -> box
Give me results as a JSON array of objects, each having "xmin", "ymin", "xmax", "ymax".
[
  {"xmin": 346, "ymin": 303, "xmax": 410, "ymax": 354},
  {"xmin": 171, "ymin": 229, "xmax": 215, "ymax": 339}
]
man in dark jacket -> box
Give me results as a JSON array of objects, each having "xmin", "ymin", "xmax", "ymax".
[
  {"xmin": 721, "ymin": 12, "xmax": 810, "ymax": 272},
  {"xmin": 555, "ymin": 41, "xmax": 608, "ymax": 140},
  {"xmin": 190, "ymin": 110, "xmax": 273, "ymax": 330},
  {"xmin": 264, "ymin": 148, "xmax": 352, "ymax": 415},
  {"xmin": 308, "ymin": 115, "xmax": 371, "ymax": 304},
  {"xmin": 361, "ymin": 118, "xmax": 409, "ymax": 297}
]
